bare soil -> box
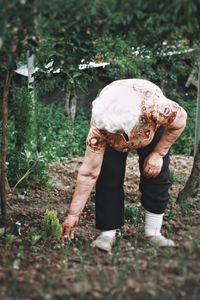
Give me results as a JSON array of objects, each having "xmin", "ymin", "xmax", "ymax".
[{"xmin": 0, "ymin": 155, "xmax": 200, "ymax": 300}]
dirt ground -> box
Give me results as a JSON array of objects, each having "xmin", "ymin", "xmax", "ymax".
[{"xmin": 0, "ymin": 155, "xmax": 200, "ymax": 300}]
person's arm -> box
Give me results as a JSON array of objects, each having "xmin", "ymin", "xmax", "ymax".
[
  {"xmin": 61, "ymin": 123, "xmax": 106, "ymax": 241},
  {"xmin": 61, "ymin": 147, "xmax": 105, "ymax": 241},
  {"xmin": 153, "ymin": 104, "xmax": 187, "ymax": 157},
  {"xmin": 70, "ymin": 147, "xmax": 104, "ymax": 216},
  {"xmin": 143, "ymin": 99, "xmax": 187, "ymax": 178}
]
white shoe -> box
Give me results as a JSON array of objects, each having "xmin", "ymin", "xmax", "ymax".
[
  {"xmin": 147, "ymin": 235, "xmax": 175, "ymax": 247},
  {"xmin": 91, "ymin": 234, "xmax": 116, "ymax": 253}
]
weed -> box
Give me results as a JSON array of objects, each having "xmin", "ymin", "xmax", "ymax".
[
  {"xmin": 169, "ymin": 170, "xmax": 184, "ymax": 184},
  {"xmin": 27, "ymin": 226, "xmax": 43, "ymax": 246},
  {"xmin": 4, "ymin": 246, "xmax": 24, "ymax": 270},
  {"xmin": 112, "ymin": 239, "xmax": 122, "ymax": 265},
  {"xmin": 164, "ymin": 209, "xmax": 175, "ymax": 221},
  {"xmin": 98, "ymin": 268, "xmax": 106, "ymax": 290},
  {"xmin": 192, "ymin": 286, "xmax": 200, "ymax": 300},
  {"xmin": 177, "ymin": 247, "xmax": 187, "ymax": 279},
  {"xmin": 5, "ymin": 258, "xmax": 21, "ymax": 270},
  {"xmin": 179, "ymin": 201, "xmax": 196, "ymax": 218},
  {"xmin": 157, "ymin": 248, "xmax": 172, "ymax": 259},
  {"xmin": 124, "ymin": 205, "xmax": 143, "ymax": 228},
  {"xmin": 132, "ymin": 239, "xmax": 141, "ymax": 278},
  {"xmin": 5, "ymin": 234, "xmax": 18, "ymax": 245},
  {"xmin": 115, "ymin": 256, "xmax": 131, "ymax": 286},
  {"xmin": 62, "ymin": 241, "xmax": 72, "ymax": 269},
  {"xmin": 8, "ymin": 275, "xmax": 18, "ymax": 299}
]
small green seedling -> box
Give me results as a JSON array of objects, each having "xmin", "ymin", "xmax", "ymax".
[
  {"xmin": 27, "ymin": 226, "xmax": 42, "ymax": 246},
  {"xmin": 43, "ymin": 209, "xmax": 61, "ymax": 241}
]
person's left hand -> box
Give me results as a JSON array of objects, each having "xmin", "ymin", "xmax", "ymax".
[{"xmin": 143, "ymin": 152, "xmax": 163, "ymax": 178}]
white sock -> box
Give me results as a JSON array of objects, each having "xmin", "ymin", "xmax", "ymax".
[
  {"xmin": 101, "ymin": 229, "xmax": 117, "ymax": 238},
  {"xmin": 145, "ymin": 210, "xmax": 164, "ymax": 237}
]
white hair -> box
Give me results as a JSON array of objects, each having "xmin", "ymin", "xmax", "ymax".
[{"xmin": 92, "ymin": 84, "xmax": 141, "ymax": 135}]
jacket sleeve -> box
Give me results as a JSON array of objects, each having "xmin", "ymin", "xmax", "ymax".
[
  {"xmin": 86, "ymin": 125, "xmax": 107, "ymax": 153},
  {"xmin": 152, "ymin": 96, "xmax": 182, "ymax": 128}
]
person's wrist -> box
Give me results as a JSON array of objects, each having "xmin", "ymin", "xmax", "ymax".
[
  {"xmin": 69, "ymin": 211, "xmax": 80, "ymax": 218},
  {"xmin": 151, "ymin": 150, "xmax": 165, "ymax": 158}
]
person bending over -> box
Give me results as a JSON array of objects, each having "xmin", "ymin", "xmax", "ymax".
[{"xmin": 61, "ymin": 79, "xmax": 187, "ymax": 252}]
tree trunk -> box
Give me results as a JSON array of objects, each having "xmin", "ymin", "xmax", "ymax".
[
  {"xmin": 194, "ymin": 62, "xmax": 200, "ymax": 156},
  {"xmin": 0, "ymin": 71, "xmax": 12, "ymax": 225},
  {"xmin": 177, "ymin": 140, "xmax": 200, "ymax": 203}
]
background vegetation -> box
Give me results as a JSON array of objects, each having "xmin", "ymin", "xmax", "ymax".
[
  {"xmin": 1, "ymin": 0, "xmax": 200, "ymax": 189},
  {"xmin": 1, "ymin": 2, "xmax": 200, "ymax": 300}
]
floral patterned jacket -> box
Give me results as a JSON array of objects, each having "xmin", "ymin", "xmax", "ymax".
[{"xmin": 86, "ymin": 79, "xmax": 181, "ymax": 153}]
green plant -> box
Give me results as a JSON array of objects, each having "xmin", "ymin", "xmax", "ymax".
[
  {"xmin": 43, "ymin": 210, "xmax": 62, "ymax": 241},
  {"xmin": 5, "ymin": 234, "xmax": 18, "ymax": 245},
  {"xmin": 179, "ymin": 201, "xmax": 197, "ymax": 218},
  {"xmin": 124, "ymin": 205, "xmax": 143, "ymax": 227},
  {"xmin": 27, "ymin": 226, "xmax": 43, "ymax": 246},
  {"xmin": 169, "ymin": 170, "xmax": 180, "ymax": 184},
  {"xmin": 4, "ymin": 245, "xmax": 24, "ymax": 271},
  {"xmin": 10, "ymin": 86, "xmax": 38, "ymax": 152},
  {"xmin": 12, "ymin": 149, "xmax": 50, "ymax": 189},
  {"xmin": 36, "ymin": 104, "xmax": 89, "ymax": 160},
  {"xmin": 177, "ymin": 247, "xmax": 187, "ymax": 279},
  {"xmin": 170, "ymin": 96, "xmax": 196, "ymax": 156}
]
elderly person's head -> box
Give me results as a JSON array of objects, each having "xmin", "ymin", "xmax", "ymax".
[{"xmin": 92, "ymin": 84, "xmax": 141, "ymax": 135}]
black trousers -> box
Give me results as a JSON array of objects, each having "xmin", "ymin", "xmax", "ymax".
[{"xmin": 95, "ymin": 126, "xmax": 171, "ymax": 230}]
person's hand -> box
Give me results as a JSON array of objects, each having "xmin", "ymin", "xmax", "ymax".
[
  {"xmin": 143, "ymin": 152, "xmax": 163, "ymax": 178},
  {"xmin": 61, "ymin": 214, "xmax": 79, "ymax": 242}
]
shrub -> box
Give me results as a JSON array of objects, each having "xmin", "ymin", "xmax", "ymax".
[
  {"xmin": 37, "ymin": 103, "xmax": 89, "ymax": 161},
  {"xmin": 170, "ymin": 96, "xmax": 196, "ymax": 156},
  {"xmin": 43, "ymin": 209, "xmax": 62, "ymax": 241}
]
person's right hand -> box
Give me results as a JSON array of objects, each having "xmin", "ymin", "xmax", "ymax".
[{"xmin": 61, "ymin": 214, "xmax": 79, "ymax": 243}]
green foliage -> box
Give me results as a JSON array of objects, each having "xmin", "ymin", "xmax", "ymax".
[
  {"xmin": 43, "ymin": 209, "xmax": 61, "ymax": 241},
  {"xmin": 1, "ymin": 0, "xmax": 200, "ymax": 190},
  {"xmin": 4, "ymin": 234, "xmax": 18, "ymax": 245},
  {"xmin": 10, "ymin": 86, "xmax": 38, "ymax": 151},
  {"xmin": 5, "ymin": 100, "xmax": 89, "ymax": 188},
  {"xmin": 7, "ymin": 147, "xmax": 50, "ymax": 188},
  {"xmin": 3, "ymin": 85, "xmax": 49, "ymax": 188},
  {"xmin": 171, "ymin": 96, "xmax": 196, "ymax": 156},
  {"xmin": 124, "ymin": 205, "xmax": 143, "ymax": 227},
  {"xmin": 169, "ymin": 170, "xmax": 183, "ymax": 185},
  {"xmin": 0, "ymin": 0, "xmax": 36, "ymax": 72},
  {"xmin": 34, "ymin": 0, "xmax": 200, "ymax": 93},
  {"xmin": 4, "ymin": 91, "xmax": 196, "ymax": 189},
  {"xmin": 37, "ymin": 104, "xmax": 89, "ymax": 160},
  {"xmin": 27, "ymin": 226, "xmax": 42, "ymax": 246},
  {"xmin": 179, "ymin": 201, "xmax": 197, "ymax": 218}
]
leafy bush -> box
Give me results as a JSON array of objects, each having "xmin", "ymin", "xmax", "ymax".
[
  {"xmin": 170, "ymin": 94, "xmax": 196, "ymax": 156},
  {"xmin": 5, "ymin": 89, "xmax": 89, "ymax": 188},
  {"xmin": 43, "ymin": 209, "xmax": 62, "ymax": 241},
  {"xmin": 37, "ymin": 103, "xmax": 89, "ymax": 161}
]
